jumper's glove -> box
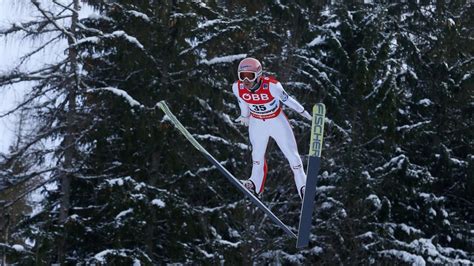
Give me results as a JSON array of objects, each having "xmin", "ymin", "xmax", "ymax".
[
  {"xmin": 301, "ymin": 110, "xmax": 312, "ymax": 121},
  {"xmin": 235, "ymin": 116, "xmax": 249, "ymax": 127}
]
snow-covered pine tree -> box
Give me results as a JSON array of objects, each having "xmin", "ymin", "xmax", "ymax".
[
  {"xmin": 291, "ymin": 1, "xmax": 473, "ymax": 264},
  {"xmin": 58, "ymin": 0, "xmax": 247, "ymax": 263},
  {"xmin": 71, "ymin": 0, "xmax": 325, "ymax": 263},
  {"xmin": 2, "ymin": 0, "xmax": 471, "ymax": 264}
]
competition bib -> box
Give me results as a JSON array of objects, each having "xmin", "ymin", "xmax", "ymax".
[{"xmin": 238, "ymin": 77, "xmax": 282, "ymax": 119}]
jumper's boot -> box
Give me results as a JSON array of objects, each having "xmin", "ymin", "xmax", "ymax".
[
  {"xmin": 299, "ymin": 186, "xmax": 306, "ymax": 200},
  {"xmin": 240, "ymin": 179, "xmax": 262, "ymax": 198}
]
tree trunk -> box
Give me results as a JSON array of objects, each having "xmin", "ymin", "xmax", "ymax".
[
  {"xmin": 1, "ymin": 213, "xmax": 9, "ymax": 266},
  {"xmin": 145, "ymin": 150, "xmax": 162, "ymax": 259},
  {"xmin": 58, "ymin": 0, "xmax": 80, "ymax": 263}
]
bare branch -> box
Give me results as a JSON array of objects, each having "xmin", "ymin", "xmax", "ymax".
[
  {"xmin": 0, "ymin": 167, "xmax": 56, "ymax": 194},
  {"xmin": 0, "ymin": 85, "xmax": 56, "ymax": 118},
  {"xmin": 52, "ymin": 0, "xmax": 78, "ymax": 16},
  {"xmin": 1, "ymin": 20, "xmax": 47, "ymax": 36},
  {"xmin": 0, "ymin": 70, "xmax": 47, "ymax": 86},
  {"xmin": 0, "ymin": 60, "xmax": 66, "ymax": 87},
  {"xmin": 2, "ymin": 175, "xmax": 58, "ymax": 210},
  {"xmin": 2, "ymin": 125, "xmax": 65, "ymax": 166},
  {"xmin": 0, "ymin": 21, "xmax": 40, "ymax": 35},
  {"xmin": 30, "ymin": 0, "xmax": 76, "ymax": 43},
  {"xmin": 17, "ymin": 34, "xmax": 64, "ymax": 67},
  {"xmin": 0, "ymin": 16, "xmax": 71, "ymax": 37}
]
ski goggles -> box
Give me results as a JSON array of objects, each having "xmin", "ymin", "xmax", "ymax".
[{"xmin": 238, "ymin": 71, "xmax": 258, "ymax": 82}]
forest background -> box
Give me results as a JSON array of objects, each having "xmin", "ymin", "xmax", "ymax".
[{"xmin": 0, "ymin": 0, "xmax": 472, "ymax": 264}]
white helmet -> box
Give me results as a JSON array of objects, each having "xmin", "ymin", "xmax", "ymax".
[{"xmin": 237, "ymin": 57, "xmax": 262, "ymax": 82}]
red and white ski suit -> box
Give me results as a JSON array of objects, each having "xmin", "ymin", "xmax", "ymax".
[{"xmin": 232, "ymin": 76, "xmax": 306, "ymax": 197}]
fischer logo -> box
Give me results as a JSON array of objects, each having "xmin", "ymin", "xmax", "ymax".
[
  {"xmin": 242, "ymin": 93, "xmax": 269, "ymax": 101},
  {"xmin": 311, "ymin": 104, "xmax": 325, "ymax": 156}
]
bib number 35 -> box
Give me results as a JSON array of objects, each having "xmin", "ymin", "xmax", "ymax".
[{"xmin": 252, "ymin": 105, "xmax": 267, "ymax": 112}]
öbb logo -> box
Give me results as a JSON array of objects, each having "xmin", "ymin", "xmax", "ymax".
[{"xmin": 242, "ymin": 93, "xmax": 269, "ymax": 101}]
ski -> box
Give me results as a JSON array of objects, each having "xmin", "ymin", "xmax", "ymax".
[
  {"xmin": 297, "ymin": 103, "xmax": 326, "ymax": 248},
  {"xmin": 157, "ymin": 101, "xmax": 297, "ymax": 239}
]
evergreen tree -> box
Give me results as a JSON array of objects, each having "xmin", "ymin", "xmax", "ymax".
[{"xmin": 1, "ymin": 0, "xmax": 472, "ymax": 264}]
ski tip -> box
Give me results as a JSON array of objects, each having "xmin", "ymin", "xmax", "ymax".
[
  {"xmin": 312, "ymin": 103, "xmax": 326, "ymax": 114},
  {"xmin": 156, "ymin": 100, "xmax": 166, "ymax": 108},
  {"xmin": 157, "ymin": 101, "xmax": 171, "ymax": 113}
]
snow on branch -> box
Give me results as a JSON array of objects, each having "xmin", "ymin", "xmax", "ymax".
[
  {"xmin": 89, "ymin": 87, "xmax": 145, "ymax": 109},
  {"xmin": 76, "ymin": 31, "xmax": 145, "ymax": 50},
  {"xmin": 196, "ymin": 15, "xmax": 259, "ymax": 30},
  {"xmin": 102, "ymin": 176, "xmax": 167, "ymax": 194},
  {"xmin": 307, "ymin": 35, "xmax": 326, "ymax": 47},
  {"xmin": 325, "ymin": 118, "xmax": 351, "ymax": 141},
  {"xmin": 194, "ymin": 134, "xmax": 247, "ymax": 150},
  {"xmin": 216, "ymin": 239, "xmax": 241, "ymax": 248},
  {"xmin": 196, "ymin": 246, "xmax": 215, "ymax": 259},
  {"xmin": 151, "ymin": 198, "xmax": 166, "ymax": 208},
  {"xmin": 195, "ymin": 97, "xmax": 248, "ymax": 142},
  {"xmin": 115, "ymin": 208, "xmax": 133, "ymax": 220},
  {"xmin": 379, "ymin": 250, "xmax": 426, "ymax": 265},
  {"xmin": 196, "ymin": 201, "xmax": 239, "ymax": 214},
  {"xmin": 375, "ymin": 154, "xmax": 407, "ymax": 172},
  {"xmin": 126, "ymin": 10, "xmax": 151, "ymax": 22},
  {"xmin": 418, "ymin": 193, "xmax": 446, "ymax": 203},
  {"xmin": 0, "ymin": 19, "xmax": 66, "ymax": 36},
  {"xmin": 199, "ymin": 54, "xmax": 247, "ymax": 65},
  {"xmin": 91, "ymin": 249, "xmax": 152, "ymax": 264},
  {"xmin": 383, "ymin": 223, "xmax": 424, "ymax": 236},
  {"xmin": 364, "ymin": 73, "xmax": 391, "ymax": 100},
  {"xmin": 179, "ymin": 24, "xmax": 245, "ymax": 56},
  {"xmin": 308, "ymin": 57, "xmax": 340, "ymax": 76},
  {"xmin": 384, "ymin": 238, "xmax": 472, "ymax": 265},
  {"xmin": 85, "ymin": 13, "xmax": 114, "ymax": 22},
  {"xmin": 0, "ymin": 243, "xmax": 33, "ymax": 255},
  {"xmin": 259, "ymin": 250, "xmax": 304, "ymax": 264},
  {"xmin": 198, "ymin": 18, "xmax": 223, "ymax": 28},
  {"xmin": 396, "ymin": 121, "xmax": 431, "ymax": 132}
]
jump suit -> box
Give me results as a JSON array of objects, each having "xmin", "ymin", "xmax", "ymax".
[{"xmin": 232, "ymin": 76, "xmax": 306, "ymax": 197}]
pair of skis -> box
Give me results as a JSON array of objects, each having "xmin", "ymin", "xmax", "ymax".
[{"xmin": 157, "ymin": 101, "xmax": 326, "ymax": 248}]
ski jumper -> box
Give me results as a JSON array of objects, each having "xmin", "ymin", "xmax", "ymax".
[{"xmin": 232, "ymin": 76, "xmax": 307, "ymax": 197}]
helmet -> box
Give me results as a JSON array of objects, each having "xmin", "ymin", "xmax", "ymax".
[{"xmin": 238, "ymin": 57, "xmax": 262, "ymax": 82}]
